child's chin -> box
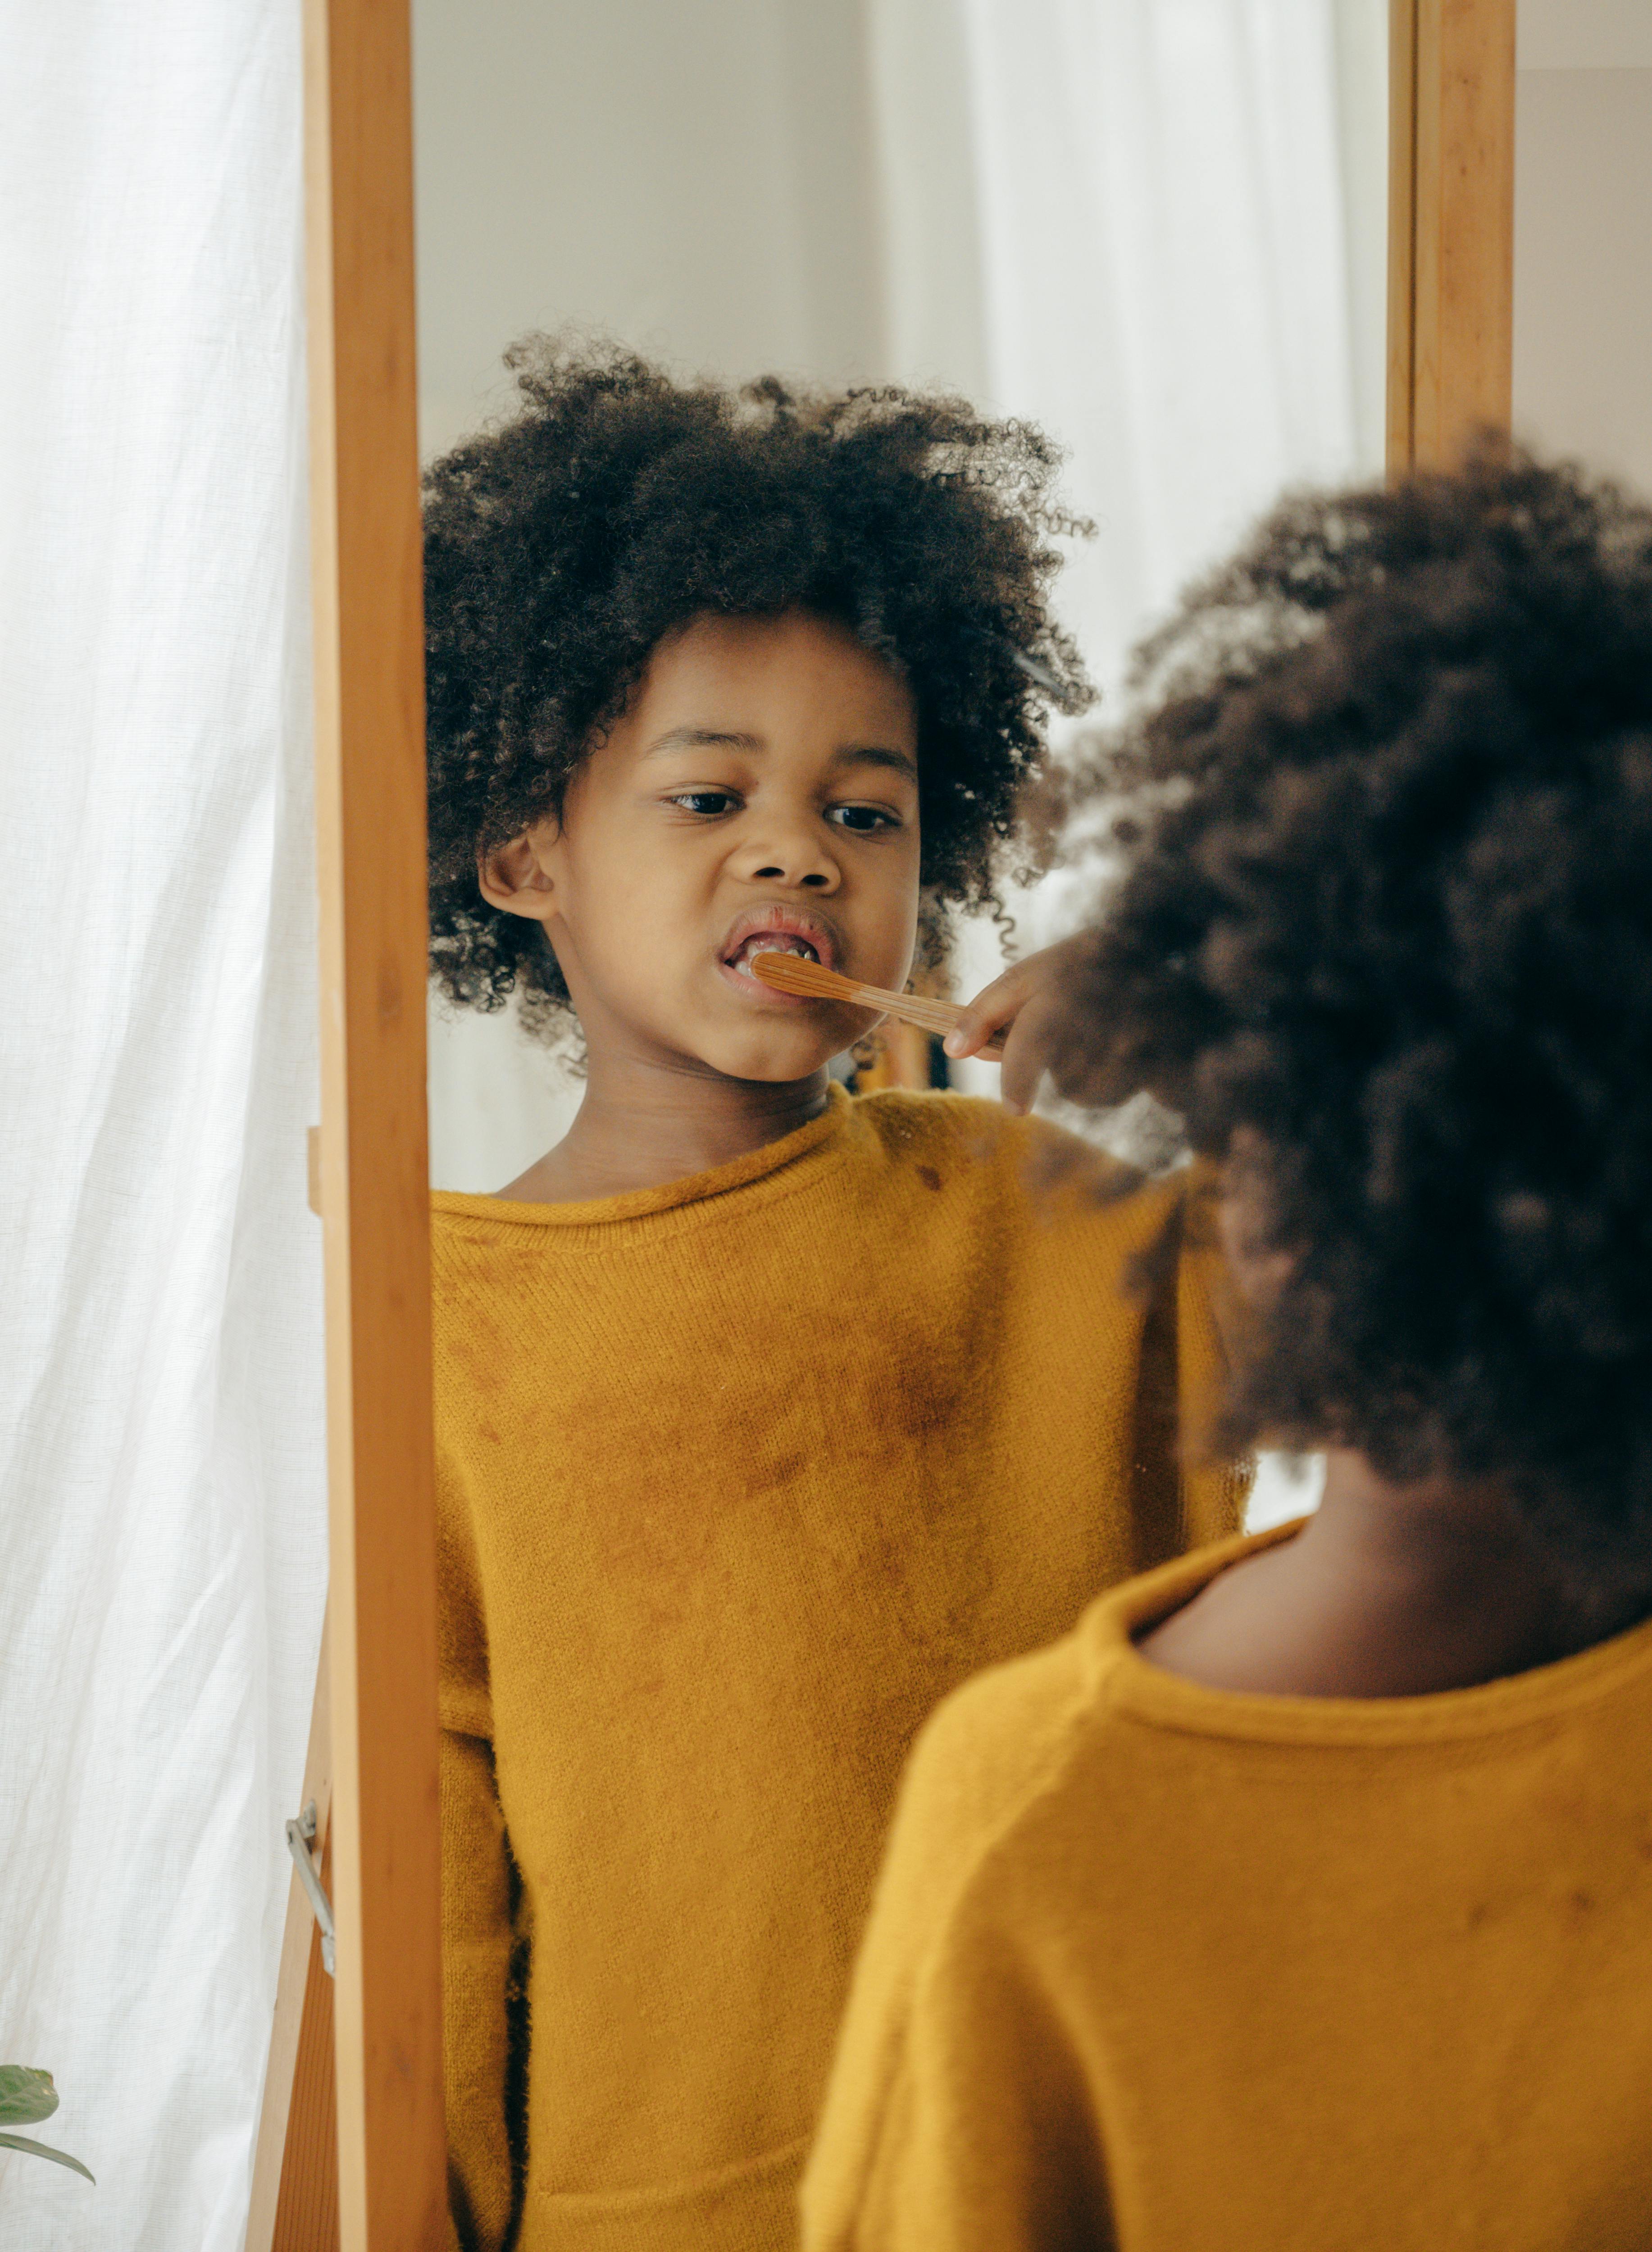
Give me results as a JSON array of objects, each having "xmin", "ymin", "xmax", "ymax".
[{"xmin": 699, "ymin": 1029, "xmax": 843, "ymax": 1085}]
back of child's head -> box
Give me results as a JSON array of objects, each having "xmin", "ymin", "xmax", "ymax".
[
  {"xmin": 423, "ymin": 337, "xmax": 1090, "ymax": 1028},
  {"xmin": 1053, "ymin": 446, "xmax": 1652, "ymax": 1609}
]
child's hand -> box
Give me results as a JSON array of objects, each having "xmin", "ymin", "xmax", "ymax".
[{"xmin": 943, "ymin": 933, "xmax": 1101, "ymax": 1116}]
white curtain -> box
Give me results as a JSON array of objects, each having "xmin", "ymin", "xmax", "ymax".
[
  {"xmin": 875, "ymin": 0, "xmax": 1378, "ymax": 700},
  {"xmin": 870, "ymin": 0, "xmax": 1380, "ymax": 983},
  {"xmin": 968, "ymin": 0, "xmax": 1361, "ymax": 679},
  {"xmin": 0, "ymin": 5, "xmax": 324, "ymax": 2247}
]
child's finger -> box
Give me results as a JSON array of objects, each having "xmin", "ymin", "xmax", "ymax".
[
  {"xmin": 943, "ymin": 959, "xmax": 1039, "ymax": 1060},
  {"xmin": 996, "ymin": 988, "xmax": 1063, "ymax": 1115}
]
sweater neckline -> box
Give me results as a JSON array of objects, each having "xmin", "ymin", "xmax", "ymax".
[
  {"xmin": 431, "ymin": 1080, "xmax": 852, "ymax": 1231},
  {"xmin": 1091, "ymin": 1523, "xmax": 1652, "ymax": 1744}
]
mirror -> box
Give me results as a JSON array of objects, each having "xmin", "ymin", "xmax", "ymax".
[
  {"xmin": 410, "ymin": 1, "xmax": 1389, "ymax": 2239},
  {"xmin": 415, "ymin": 0, "xmax": 1390, "ymax": 1190},
  {"xmin": 1512, "ymin": 0, "xmax": 1652, "ymax": 488}
]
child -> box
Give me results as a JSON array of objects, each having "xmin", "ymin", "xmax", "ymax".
[
  {"xmin": 424, "ymin": 341, "xmax": 1244, "ymax": 2252},
  {"xmin": 802, "ymin": 449, "xmax": 1652, "ymax": 2251}
]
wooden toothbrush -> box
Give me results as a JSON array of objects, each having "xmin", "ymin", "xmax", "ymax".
[{"xmin": 746, "ymin": 948, "xmax": 1007, "ymax": 1060}]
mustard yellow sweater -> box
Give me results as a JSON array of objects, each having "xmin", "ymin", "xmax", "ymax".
[
  {"xmin": 802, "ymin": 1525, "xmax": 1652, "ymax": 2252},
  {"xmin": 432, "ymin": 1086, "xmax": 1240, "ymax": 2252}
]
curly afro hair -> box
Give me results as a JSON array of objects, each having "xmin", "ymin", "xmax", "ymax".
[
  {"xmin": 424, "ymin": 337, "xmax": 1092, "ymax": 1027},
  {"xmin": 1051, "ymin": 445, "xmax": 1652, "ymax": 1608}
]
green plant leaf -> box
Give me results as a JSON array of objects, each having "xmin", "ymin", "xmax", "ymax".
[
  {"xmin": 0, "ymin": 2069, "xmax": 58, "ymax": 2126},
  {"xmin": 0, "ymin": 2131, "xmax": 94, "ymax": 2182}
]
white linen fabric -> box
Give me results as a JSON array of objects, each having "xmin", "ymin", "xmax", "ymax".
[
  {"xmin": 0, "ymin": 3, "xmax": 324, "ymax": 2246},
  {"xmin": 871, "ymin": 0, "xmax": 1381, "ymax": 1013},
  {"xmin": 874, "ymin": 0, "xmax": 1376, "ymax": 708},
  {"xmin": 960, "ymin": 0, "xmax": 1365, "ymax": 690}
]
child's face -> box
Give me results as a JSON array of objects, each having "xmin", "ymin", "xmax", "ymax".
[{"xmin": 481, "ymin": 611, "xmax": 923, "ymax": 1082}]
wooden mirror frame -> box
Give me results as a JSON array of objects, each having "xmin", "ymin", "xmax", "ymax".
[
  {"xmin": 1389, "ymin": 0, "xmax": 1516, "ymax": 471},
  {"xmin": 246, "ymin": 2, "xmax": 1516, "ymax": 2244},
  {"xmin": 247, "ymin": 0, "xmax": 446, "ymax": 2246}
]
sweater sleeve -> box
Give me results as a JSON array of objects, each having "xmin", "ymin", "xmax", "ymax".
[
  {"xmin": 438, "ymin": 1456, "xmax": 518, "ymax": 2252},
  {"xmin": 1119, "ymin": 1164, "xmax": 1248, "ymax": 1573},
  {"xmin": 1174, "ymin": 1164, "xmax": 1252, "ymax": 1548},
  {"xmin": 799, "ymin": 1655, "xmax": 1115, "ymax": 2252}
]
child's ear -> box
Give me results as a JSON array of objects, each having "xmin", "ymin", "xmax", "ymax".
[{"xmin": 478, "ymin": 828, "xmax": 557, "ymax": 922}]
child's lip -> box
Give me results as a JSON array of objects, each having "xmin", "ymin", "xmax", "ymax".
[{"xmin": 717, "ymin": 907, "xmax": 842, "ymax": 975}]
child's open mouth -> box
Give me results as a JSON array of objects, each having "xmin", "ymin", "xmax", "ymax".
[
  {"xmin": 718, "ymin": 912, "xmax": 839, "ymax": 997},
  {"xmin": 727, "ymin": 933, "xmax": 819, "ymax": 973}
]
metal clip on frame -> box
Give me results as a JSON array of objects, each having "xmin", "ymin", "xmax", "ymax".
[{"xmin": 285, "ymin": 1801, "xmax": 337, "ymax": 1978}]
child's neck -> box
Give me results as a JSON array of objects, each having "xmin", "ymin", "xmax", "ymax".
[
  {"xmin": 498, "ymin": 1043, "xmax": 834, "ymax": 1204},
  {"xmin": 1140, "ymin": 1448, "xmax": 1640, "ymax": 1699}
]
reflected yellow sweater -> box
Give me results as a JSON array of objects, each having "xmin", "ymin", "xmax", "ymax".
[
  {"xmin": 432, "ymin": 1086, "xmax": 1241, "ymax": 2252},
  {"xmin": 803, "ymin": 1527, "xmax": 1652, "ymax": 2252}
]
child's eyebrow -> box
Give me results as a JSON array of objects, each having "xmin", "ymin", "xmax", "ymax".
[
  {"xmin": 833, "ymin": 744, "xmax": 919, "ymax": 784},
  {"xmin": 640, "ymin": 727, "xmax": 917, "ymax": 783},
  {"xmin": 642, "ymin": 726, "xmax": 764, "ymax": 759}
]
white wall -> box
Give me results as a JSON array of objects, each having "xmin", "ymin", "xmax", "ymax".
[
  {"xmin": 412, "ymin": 0, "xmax": 892, "ymax": 461},
  {"xmin": 1514, "ymin": 0, "xmax": 1652, "ymax": 491}
]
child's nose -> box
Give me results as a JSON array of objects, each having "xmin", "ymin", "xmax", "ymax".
[{"xmin": 739, "ymin": 825, "xmax": 841, "ymax": 892}]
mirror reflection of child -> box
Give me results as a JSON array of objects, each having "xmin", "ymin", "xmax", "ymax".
[
  {"xmin": 425, "ymin": 341, "xmax": 1245, "ymax": 2252},
  {"xmin": 804, "ymin": 449, "xmax": 1652, "ymax": 2252}
]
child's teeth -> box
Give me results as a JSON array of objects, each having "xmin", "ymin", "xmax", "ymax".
[{"xmin": 740, "ymin": 936, "xmax": 816, "ymax": 966}]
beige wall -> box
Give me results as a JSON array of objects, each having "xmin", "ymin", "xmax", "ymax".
[
  {"xmin": 1514, "ymin": 0, "xmax": 1652, "ymax": 491},
  {"xmin": 413, "ymin": 0, "xmax": 890, "ymax": 461}
]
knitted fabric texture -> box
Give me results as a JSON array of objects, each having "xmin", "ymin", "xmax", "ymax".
[
  {"xmin": 802, "ymin": 1526, "xmax": 1652, "ymax": 2252},
  {"xmin": 433, "ymin": 1085, "xmax": 1240, "ymax": 2252}
]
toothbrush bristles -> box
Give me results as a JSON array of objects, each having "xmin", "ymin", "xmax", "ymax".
[
  {"xmin": 745, "ymin": 949, "xmax": 1006, "ymax": 1060},
  {"xmin": 747, "ymin": 952, "xmax": 859, "ymax": 998}
]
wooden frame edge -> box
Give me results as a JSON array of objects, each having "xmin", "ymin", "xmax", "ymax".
[
  {"xmin": 305, "ymin": 0, "xmax": 446, "ymax": 2243},
  {"xmin": 1387, "ymin": 0, "xmax": 1419, "ymax": 471},
  {"xmin": 246, "ymin": 1622, "xmax": 335, "ymax": 2252},
  {"xmin": 1388, "ymin": 0, "xmax": 1516, "ymax": 473}
]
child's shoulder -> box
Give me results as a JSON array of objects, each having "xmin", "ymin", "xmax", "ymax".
[
  {"xmin": 850, "ymin": 1087, "xmax": 1183, "ymax": 1228},
  {"xmin": 851, "ymin": 1084, "xmax": 1114, "ymax": 1171},
  {"xmin": 899, "ymin": 1620, "xmax": 1100, "ymax": 1867},
  {"xmin": 885, "ymin": 1537, "xmax": 1260, "ymax": 1921}
]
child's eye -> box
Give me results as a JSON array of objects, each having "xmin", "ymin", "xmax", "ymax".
[
  {"xmin": 668, "ymin": 790, "xmax": 740, "ymax": 817},
  {"xmin": 826, "ymin": 803, "xmax": 900, "ymax": 833}
]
